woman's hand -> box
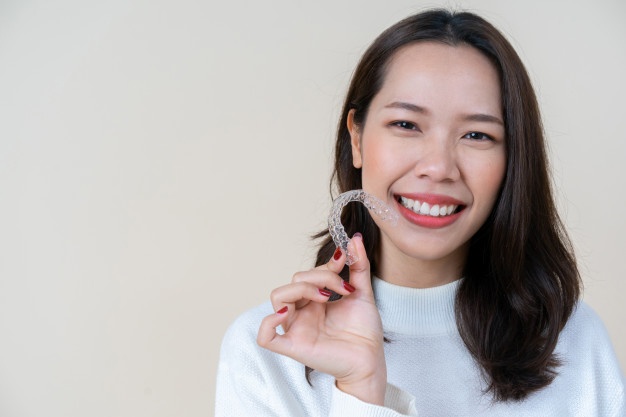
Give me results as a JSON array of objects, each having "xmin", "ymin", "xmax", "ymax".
[{"xmin": 257, "ymin": 234, "xmax": 387, "ymax": 405}]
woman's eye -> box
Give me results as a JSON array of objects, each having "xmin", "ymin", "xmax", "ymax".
[
  {"xmin": 391, "ymin": 121, "xmax": 418, "ymax": 130},
  {"xmin": 463, "ymin": 131, "xmax": 493, "ymax": 141}
]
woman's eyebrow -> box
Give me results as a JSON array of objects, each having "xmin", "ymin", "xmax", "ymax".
[
  {"xmin": 462, "ymin": 113, "xmax": 504, "ymax": 126},
  {"xmin": 384, "ymin": 101, "xmax": 429, "ymax": 114}
]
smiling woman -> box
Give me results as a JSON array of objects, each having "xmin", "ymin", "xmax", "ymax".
[{"xmin": 215, "ymin": 9, "xmax": 625, "ymax": 417}]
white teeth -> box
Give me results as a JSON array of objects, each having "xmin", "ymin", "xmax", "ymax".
[
  {"xmin": 399, "ymin": 197, "xmax": 459, "ymax": 217},
  {"xmin": 401, "ymin": 196, "xmax": 414, "ymax": 210}
]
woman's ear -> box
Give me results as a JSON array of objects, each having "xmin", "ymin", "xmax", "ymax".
[{"xmin": 347, "ymin": 109, "xmax": 363, "ymax": 169}]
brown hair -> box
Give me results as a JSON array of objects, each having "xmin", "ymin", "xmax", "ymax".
[{"xmin": 310, "ymin": 8, "xmax": 581, "ymax": 402}]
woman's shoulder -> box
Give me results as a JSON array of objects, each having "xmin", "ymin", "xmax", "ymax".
[
  {"xmin": 559, "ymin": 300, "xmax": 620, "ymax": 356},
  {"xmin": 220, "ymin": 301, "xmax": 274, "ymax": 353},
  {"xmin": 216, "ymin": 302, "xmax": 333, "ymax": 416},
  {"xmin": 561, "ymin": 301, "xmax": 623, "ymax": 377},
  {"xmin": 217, "ymin": 301, "xmax": 284, "ymax": 388},
  {"xmin": 219, "ymin": 301, "xmax": 302, "ymax": 374},
  {"xmin": 555, "ymin": 300, "xmax": 625, "ymax": 414},
  {"xmin": 563, "ymin": 300, "xmax": 614, "ymax": 341}
]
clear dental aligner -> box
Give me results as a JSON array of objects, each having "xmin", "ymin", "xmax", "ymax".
[{"xmin": 328, "ymin": 189, "xmax": 399, "ymax": 266}]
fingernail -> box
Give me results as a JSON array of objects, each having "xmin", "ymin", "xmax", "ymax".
[
  {"xmin": 353, "ymin": 232, "xmax": 362, "ymax": 240},
  {"xmin": 346, "ymin": 239, "xmax": 359, "ymax": 264},
  {"xmin": 319, "ymin": 288, "xmax": 332, "ymax": 297},
  {"xmin": 276, "ymin": 306, "xmax": 288, "ymax": 314},
  {"xmin": 343, "ymin": 281, "xmax": 355, "ymax": 293},
  {"xmin": 333, "ymin": 247, "xmax": 342, "ymax": 261}
]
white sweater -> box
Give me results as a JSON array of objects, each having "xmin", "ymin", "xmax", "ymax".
[{"xmin": 215, "ymin": 278, "xmax": 625, "ymax": 416}]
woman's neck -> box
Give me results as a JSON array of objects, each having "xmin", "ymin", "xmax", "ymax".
[{"xmin": 376, "ymin": 241, "xmax": 466, "ymax": 289}]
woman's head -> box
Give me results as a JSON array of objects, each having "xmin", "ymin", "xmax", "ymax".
[
  {"xmin": 332, "ymin": 9, "xmax": 549, "ymax": 277},
  {"xmin": 347, "ymin": 41, "xmax": 506, "ymax": 283}
]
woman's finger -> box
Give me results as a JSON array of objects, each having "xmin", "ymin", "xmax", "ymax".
[
  {"xmin": 290, "ymin": 269, "xmax": 353, "ymax": 293},
  {"xmin": 270, "ymin": 279, "xmax": 354, "ymax": 311},
  {"xmin": 347, "ymin": 234, "xmax": 374, "ymax": 297},
  {"xmin": 257, "ymin": 307, "xmax": 290, "ymax": 351},
  {"xmin": 304, "ymin": 246, "xmax": 346, "ymax": 275},
  {"xmin": 270, "ymin": 281, "xmax": 331, "ymax": 309}
]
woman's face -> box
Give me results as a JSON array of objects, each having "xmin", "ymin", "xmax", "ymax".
[{"xmin": 349, "ymin": 42, "xmax": 506, "ymax": 280}]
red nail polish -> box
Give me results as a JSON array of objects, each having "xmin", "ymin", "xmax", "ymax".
[
  {"xmin": 343, "ymin": 281, "xmax": 355, "ymax": 293},
  {"xmin": 333, "ymin": 247, "xmax": 342, "ymax": 261},
  {"xmin": 276, "ymin": 306, "xmax": 288, "ymax": 314},
  {"xmin": 319, "ymin": 288, "xmax": 332, "ymax": 297}
]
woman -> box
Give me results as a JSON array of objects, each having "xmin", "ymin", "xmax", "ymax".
[{"xmin": 215, "ymin": 9, "xmax": 625, "ymax": 416}]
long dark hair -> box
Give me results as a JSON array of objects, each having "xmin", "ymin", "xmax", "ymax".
[{"xmin": 311, "ymin": 9, "xmax": 581, "ymax": 402}]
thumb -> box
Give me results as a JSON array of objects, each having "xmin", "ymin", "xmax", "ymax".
[{"xmin": 347, "ymin": 233, "xmax": 373, "ymax": 296}]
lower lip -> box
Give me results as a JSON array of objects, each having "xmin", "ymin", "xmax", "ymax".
[{"xmin": 396, "ymin": 200, "xmax": 464, "ymax": 229}]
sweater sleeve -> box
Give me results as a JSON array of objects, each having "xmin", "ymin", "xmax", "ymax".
[{"xmin": 329, "ymin": 382, "xmax": 418, "ymax": 416}]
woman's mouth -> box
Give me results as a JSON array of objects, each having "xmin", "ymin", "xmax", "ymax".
[{"xmin": 398, "ymin": 196, "xmax": 463, "ymax": 217}]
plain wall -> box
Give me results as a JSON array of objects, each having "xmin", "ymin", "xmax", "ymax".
[{"xmin": 1, "ymin": 0, "xmax": 624, "ymax": 416}]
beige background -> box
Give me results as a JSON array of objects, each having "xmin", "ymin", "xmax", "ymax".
[{"xmin": 0, "ymin": 0, "xmax": 624, "ymax": 416}]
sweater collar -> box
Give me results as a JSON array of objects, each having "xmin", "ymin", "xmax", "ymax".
[{"xmin": 372, "ymin": 277, "xmax": 460, "ymax": 336}]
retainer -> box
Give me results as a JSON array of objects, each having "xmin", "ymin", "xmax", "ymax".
[{"xmin": 328, "ymin": 189, "xmax": 398, "ymax": 266}]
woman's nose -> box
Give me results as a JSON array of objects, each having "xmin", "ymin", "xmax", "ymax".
[{"xmin": 413, "ymin": 141, "xmax": 461, "ymax": 182}]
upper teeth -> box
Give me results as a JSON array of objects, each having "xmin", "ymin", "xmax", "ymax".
[{"xmin": 400, "ymin": 196, "xmax": 458, "ymax": 217}]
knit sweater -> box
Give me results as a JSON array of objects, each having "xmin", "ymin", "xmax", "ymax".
[{"xmin": 215, "ymin": 278, "xmax": 625, "ymax": 416}]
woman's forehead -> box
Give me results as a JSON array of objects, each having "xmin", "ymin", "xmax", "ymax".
[{"xmin": 372, "ymin": 42, "xmax": 502, "ymax": 118}]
